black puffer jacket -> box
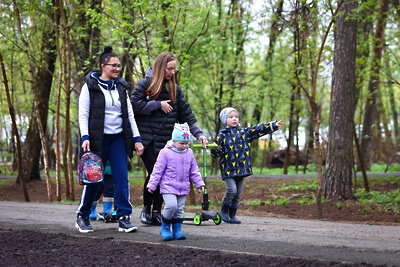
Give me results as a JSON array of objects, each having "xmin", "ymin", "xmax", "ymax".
[
  {"xmin": 84, "ymin": 71, "xmax": 135, "ymax": 158},
  {"xmin": 130, "ymin": 77, "xmax": 197, "ymax": 153}
]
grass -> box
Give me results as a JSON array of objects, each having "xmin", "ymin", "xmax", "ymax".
[{"xmin": 256, "ymin": 176, "xmax": 400, "ymax": 213}]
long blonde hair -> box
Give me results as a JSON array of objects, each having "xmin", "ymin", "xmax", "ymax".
[{"xmin": 147, "ymin": 52, "xmax": 177, "ymax": 103}]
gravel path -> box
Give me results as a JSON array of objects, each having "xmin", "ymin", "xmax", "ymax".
[{"xmin": 1, "ymin": 201, "xmax": 399, "ymax": 266}]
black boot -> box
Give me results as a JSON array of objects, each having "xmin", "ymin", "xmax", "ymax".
[
  {"xmin": 151, "ymin": 210, "xmax": 162, "ymax": 226},
  {"xmin": 140, "ymin": 205, "xmax": 152, "ymax": 225}
]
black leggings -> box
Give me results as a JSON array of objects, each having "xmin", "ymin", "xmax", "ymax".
[{"xmin": 141, "ymin": 142, "xmax": 163, "ymax": 210}]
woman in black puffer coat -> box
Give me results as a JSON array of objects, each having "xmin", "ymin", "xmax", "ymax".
[{"xmin": 131, "ymin": 52, "xmax": 207, "ymax": 225}]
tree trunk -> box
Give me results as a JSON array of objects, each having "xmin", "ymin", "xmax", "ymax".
[
  {"xmin": 0, "ymin": 52, "xmax": 30, "ymax": 201},
  {"xmin": 355, "ymin": 0, "xmax": 375, "ymax": 104},
  {"xmin": 353, "ymin": 122, "xmax": 369, "ymax": 191},
  {"xmin": 161, "ymin": 0, "xmax": 172, "ymax": 48},
  {"xmin": 354, "ymin": 0, "xmax": 375, "ymax": 169},
  {"xmin": 295, "ymin": 0, "xmax": 344, "ymax": 218},
  {"xmin": 18, "ymin": 4, "xmax": 57, "ymax": 183},
  {"xmin": 323, "ymin": 0, "xmax": 358, "ymax": 200},
  {"xmin": 303, "ymin": 113, "xmax": 314, "ymax": 173},
  {"xmin": 13, "ymin": 0, "xmax": 54, "ymax": 201},
  {"xmin": 283, "ymin": 83, "xmax": 295, "ymax": 174},
  {"xmin": 54, "ymin": 0, "xmax": 63, "ymax": 201},
  {"xmin": 284, "ymin": 8, "xmax": 303, "ymax": 175},
  {"xmin": 360, "ymin": 0, "xmax": 388, "ymax": 170},
  {"xmin": 58, "ymin": 0, "xmax": 74, "ymax": 201},
  {"xmin": 384, "ymin": 55, "xmax": 399, "ymax": 146},
  {"xmin": 394, "ymin": 0, "xmax": 400, "ymax": 146}
]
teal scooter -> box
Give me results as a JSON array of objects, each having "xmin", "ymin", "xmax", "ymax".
[{"xmin": 183, "ymin": 143, "xmax": 221, "ymax": 226}]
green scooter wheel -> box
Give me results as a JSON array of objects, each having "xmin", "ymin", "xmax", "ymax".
[
  {"xmin": 193, "ymin": 213, "xmax": 202, "ymax": 226},
  {"xmin": 214, "ymin": 213, "xmax": 222, "ymax": 225}
]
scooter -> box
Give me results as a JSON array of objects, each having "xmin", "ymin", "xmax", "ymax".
[{"xmin": 183, "ymin": 143, "xmax": 221, "ymax": 226}]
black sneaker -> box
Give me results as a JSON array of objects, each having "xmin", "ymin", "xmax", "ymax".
[
  {"xmin": 76, "ymin": 215, "xmax": 93, "ymax": 233},
  {"xmin": 104, "ymin": 211, "xmax": 112, "ymax": 223},
  {"xmin": 140, "ymin": 206, "xmax": 152, "ymax": 225},
  {"xmin": 118, "ymin": 215, "xmax": 137, "ymax": 233},
  {"xmin": 151, "ymin": 210, "xmax": 162, "ymax": 226}
]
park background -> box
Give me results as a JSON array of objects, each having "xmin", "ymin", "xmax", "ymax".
[{"xmin": 0, "ymin": 0, "xmax": 399, "ymax": 217}]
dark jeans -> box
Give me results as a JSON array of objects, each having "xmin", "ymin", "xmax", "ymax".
[
  {"xmin": 141, "ymin": 142, "xmax": 163, "ymax": 210},
  {"xmin": 222, "ymin": 176, "xmax": 244, "ymax": 207},
  {"xmin": 94, "ymin": 174, "xmax": 114, "ymax": 201}
]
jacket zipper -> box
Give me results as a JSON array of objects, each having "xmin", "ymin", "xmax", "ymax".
[{"xmin": 109, "ymin": 80, "xmax": 115, "ymax": 106}]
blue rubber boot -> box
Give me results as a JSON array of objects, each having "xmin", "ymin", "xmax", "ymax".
[
  {"xmin": 229, "ymin": 206, "xmax": 241, "ymax": 224},
  {"xmin": 172, "ymin": 219, "xmax": 186, "ymax": 240},
  {"xmin": 89, "ymin": 201, "xmax": 97, "ymax": 221},
  {"xmin": 102, "ymin": 201, "xmax": 113, "ymax": 223},
  {"xmin": 160, "ymin": 216, "xmax": 173, "ymax": 241},
  {"xmin": 220, "ymin": 203, "xmax": 231, "ymax": 223}
]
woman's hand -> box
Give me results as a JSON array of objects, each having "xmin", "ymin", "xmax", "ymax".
[
  {"xmin": 198, "ymin": 135, "xmax": 208, "ymax": 148},
  {"xmin": 161, "ymin": 100, "xmax": 173, "ymax": 114},
  {"xmin": 135, "ymin": 142, "xmax": 144, "ymax": 156},
  {"xmin": 198, "ymin": 186, "xmax": 204, "ymax": 193},
  {"xmin": 148, "ymin": 189, "xmax": 153, "ymax": 194},
  {"xmin": 81, "ymin": 140, "xmax": 90, "ymax": 152}
]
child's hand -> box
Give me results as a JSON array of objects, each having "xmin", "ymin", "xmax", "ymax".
[
  {"xmin": 198, "ymin": 186, "xmax": 204, "ymax": 193},
  {"xmin": 275, "ymin": 120, "xmax": 285, "ymax": 129},
  {"xmin": 148, "ymin": 189, "xmax": 153, "ymax": 194},
  {"xmin": 211, "ymin": 142, "xmax": 218, "ymax": 150}
]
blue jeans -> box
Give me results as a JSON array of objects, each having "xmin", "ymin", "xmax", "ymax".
[{"xmin": 222, "ymin": 177, "xmax": 244, "ymax": 207}]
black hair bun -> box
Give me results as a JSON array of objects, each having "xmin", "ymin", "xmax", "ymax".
[{"xmin": 104, "ymin": 46, "xmax": 113, "ymax": 53}]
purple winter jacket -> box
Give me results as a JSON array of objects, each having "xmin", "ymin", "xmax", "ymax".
[{"xmin": 147, "ymin": 141, "xmax": 204, "ymax": 195}]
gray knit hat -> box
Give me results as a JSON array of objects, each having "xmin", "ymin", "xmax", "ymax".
[{"xmin": 219, "ymin": 107, "xmax": 238, "ymax": 125}]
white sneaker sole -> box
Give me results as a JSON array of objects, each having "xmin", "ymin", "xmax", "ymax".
[
  {"xmin": 118, "ymin": 226, "xmax": 137, "ymax": 233},
  {"xmin": 75, "ymin": 223, "xmax": 94, "ymax": 233}
]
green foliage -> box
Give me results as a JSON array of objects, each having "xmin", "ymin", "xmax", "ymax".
[
  {"xmin": 245, "ymin": 200, "xmax": 263, "ymax": 206},
  {"xmin": 274, "ymin": 196, "xmax": 292, "ymax": 205},
  {"xmin": 354, "ymin": 189, "xmax": 400, "ymax": 213},
  {"xmin": 296, "ymin": 196, "xmax": 314, "ymax": 205},
  {"xmin": 279, "ymin": 179, "xmax": 318, "ymax": 192},
  {"xmin": 370, "ymin": 163, "xmax": 400, "ymax": 173}
]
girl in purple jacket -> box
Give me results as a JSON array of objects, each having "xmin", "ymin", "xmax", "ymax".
[{"xmin": 147, "ymin": 123, "xmax": 205, "ymax": 241}]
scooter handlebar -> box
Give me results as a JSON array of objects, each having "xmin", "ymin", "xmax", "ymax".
[{"xmin": 192, "ymin": 143, "xmax": 218, "ymax": 149}]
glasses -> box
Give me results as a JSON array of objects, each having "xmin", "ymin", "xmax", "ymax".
[{"xmin": 105, "ymin": 63, "xmax": 122, "ymax": 69}]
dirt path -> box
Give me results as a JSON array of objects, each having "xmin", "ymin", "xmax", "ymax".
[{"xmin": 1, "ymin": 201, "xmax": 399, "ymax": 266}]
